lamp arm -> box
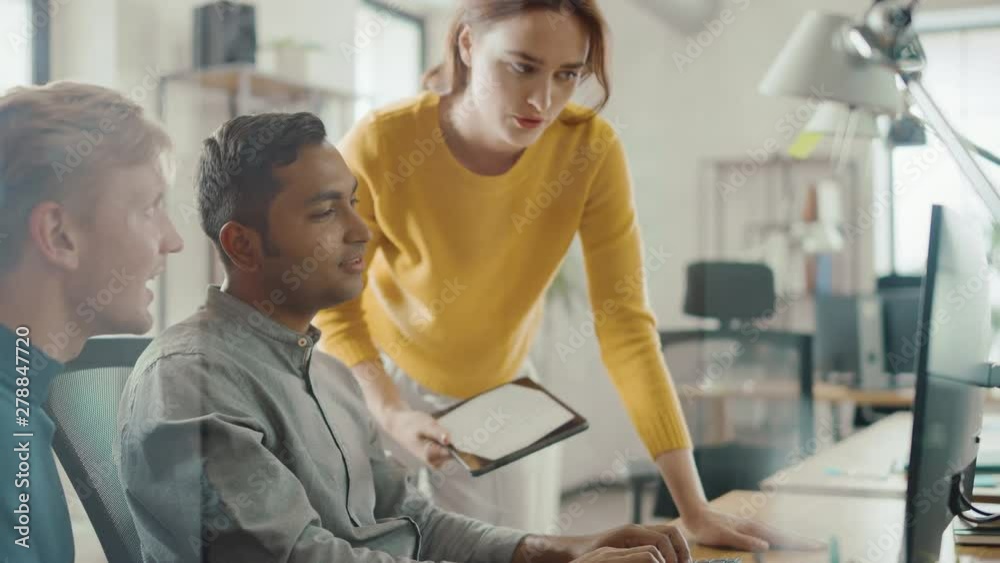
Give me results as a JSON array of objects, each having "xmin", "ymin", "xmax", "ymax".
[
  {"xmin": 902, "ymin": 74, "xmax": 1000, "ymax": 219},
  {"xmin": 911, "ymin": 115, "xmax": 1000, "ymax": 168},
  {"xmin": 966, "ymin": 139, "xmax": 1000, "ymax": 169}
]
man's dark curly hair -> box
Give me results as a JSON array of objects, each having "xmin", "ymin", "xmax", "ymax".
[{"xmin": 197, "ymin": 112, "xmax": 327, "ymax": 263}]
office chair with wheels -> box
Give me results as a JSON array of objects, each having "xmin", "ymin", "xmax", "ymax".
[
  {"xmin": 627, "ymin": 262, "xmax": 815, "ymax": 522},
  {"xmin": 46, "ymin": 336, "xmax": 151, "ymax": 563}
]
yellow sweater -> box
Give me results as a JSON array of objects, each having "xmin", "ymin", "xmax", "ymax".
[{"xmin": 315, "ymin": 92, "xmax": 691, "ymax": 455}]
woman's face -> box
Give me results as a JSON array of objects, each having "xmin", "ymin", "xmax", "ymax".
[{"xmin": 459, "ymin": 9, "xmax": 591, "ymax": 149}]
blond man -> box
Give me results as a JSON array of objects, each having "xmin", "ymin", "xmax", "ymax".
[{"xmin": 0, "ymin": 81, "xmax": 184, "ymax": 563}]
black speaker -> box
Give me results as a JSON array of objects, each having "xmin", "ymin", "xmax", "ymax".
[{"xmin": 193, "ymin": 2, "xmax": 257, "ymax": 68}]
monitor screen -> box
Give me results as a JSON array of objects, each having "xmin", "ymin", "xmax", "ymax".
[{"xmin": 904, "ymin": 204, "xmax": 988, "ymax": 562}]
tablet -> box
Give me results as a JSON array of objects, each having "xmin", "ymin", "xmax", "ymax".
[{"xmin": 432, "ymin": 377, "xmax": 589, "ymax": 477}]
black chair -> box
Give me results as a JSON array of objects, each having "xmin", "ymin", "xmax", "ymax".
[
  {"xmin": 46, "ymin": 336, "xmax": 151, "ymax": 563},
  {"xmin": 669, "ymin": 262, "xmax": 816, "ymax": 450},
  {"xmin": 627, "ymin": 262, "xmax": 815, "ymax": 522}
]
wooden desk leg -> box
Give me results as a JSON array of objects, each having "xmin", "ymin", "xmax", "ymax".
[
  {"xmin": 708, "ymin": 397, "xmax": 730, "ymax": 444},
  {"xmin": 830, "ymin": 402, "xmax": 843, "ymax": 442}
]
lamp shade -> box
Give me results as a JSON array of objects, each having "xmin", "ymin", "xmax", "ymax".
[
  {"xmin": 804, "ymin": 102, "xmax": 881, "ymax": 139},
  {"xmin": 759, "ymin": 11, "xmax": 900, "ymax": 114}
]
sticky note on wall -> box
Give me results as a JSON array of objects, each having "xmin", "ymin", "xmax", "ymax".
[{"xmin": 787, "ymin": 132, "xmax": 824, "ymax": 159}]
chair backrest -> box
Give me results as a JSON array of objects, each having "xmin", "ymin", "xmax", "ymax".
[
  {"xmin": 46, "ymin": 336, "xmax": 151, "ymax": 563},
  {"xmin": 683, "ymin": 262, "xmax": 776, "ymax": 325}
]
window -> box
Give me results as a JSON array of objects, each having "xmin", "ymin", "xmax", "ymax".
[
  {"xmin": 1, "ymin": 0, "xmax": 32, "ymax": 91},
  {"xmin": 1, "ymin": 0, "xmax": 49, "ymax": 92},
  {"xmin": 353, "ymin": 0, "xmax": 426, "ymax": 118},
  {"xmin": 878, "ymin": 17, "xmax": 1000, "ymax": 275}
]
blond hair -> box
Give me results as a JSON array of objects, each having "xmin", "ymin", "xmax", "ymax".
[{"xmin": 0, "ymin": 81, "xmax": 172, "ymax": 272}]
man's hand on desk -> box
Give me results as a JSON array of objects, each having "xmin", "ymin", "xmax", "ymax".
[
  {"xmin": 682, "ymin": 506, "xmax": 826, "ymax": 552},
  {"xmin": 570, "ymin": 546, "xmax": 685, "ymax": 563},
  {"xmin": 513, "ymin": 524, "xmax": 692, "ymax": 563}
]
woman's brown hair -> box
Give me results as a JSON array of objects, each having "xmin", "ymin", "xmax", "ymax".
[{"xmin": 422, "ymin": 0, "xmax": 611, "ymax": 122}]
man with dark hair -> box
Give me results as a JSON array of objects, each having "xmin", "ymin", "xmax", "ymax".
[
  {"xmin": 117, "ymin": 112, "xmax": 692, "ymax": 563},
  {"xmin": 0, "ymin": 81, "xmax": 184, "ymax": 563}
]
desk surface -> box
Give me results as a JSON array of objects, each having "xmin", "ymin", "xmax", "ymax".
[
  {"xmin": 761, "ymin": 412, "xmax": 1000, "ymax": 502},
  {"xmin": 683, "ymin": 381, "xmax": 851, "ymax": 402},
  {"xmin": 673, "ymin": 490, "xmax": 1000, "ymax": 562},
  {"xmin": 688, "ymin": 382, "xmax": 1000, "ymax": 408}
]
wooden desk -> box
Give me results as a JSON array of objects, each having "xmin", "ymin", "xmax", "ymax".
[
  {"xmin": 683, "ymin": 381, "xmax": 847, "ymax": 402},
  {"xmin": 760, "ymin": 412, "xmax": 1000, "ymax": 502},
  {"xmin": 685, "ymin": 381, "xmax": 856, "ymax": 444},
  {"xmin": 831, "ymin": 386, "xmax": 1000, "ymax": 408},
  {"xmin": 689, "ymin": 382, "xmax": 1000, "ymax": 408},
  {"xmin": 670, "ymin": 490, "xmax": 1000, "ymax": 562},
  {"xmin": 841, "ymin": 386, "xmax": 916, "ymax": 408}
]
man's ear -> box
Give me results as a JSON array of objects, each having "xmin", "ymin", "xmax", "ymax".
[
  {"xmin": 27, "ymin": 201, "xmax": 81, "ymax": 271},
  {"xmin": 458, "ymin": 24, "xmax": 473, "ymax": 67},
  {"xmin": 219, "ymin": 221, "xmax": 262, "ymax": 272}
]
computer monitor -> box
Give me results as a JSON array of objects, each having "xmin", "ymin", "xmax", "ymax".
[
  {"xmin": 814, "ymin": 291, "xmax": 922, "ymax": 389},
  {"xmin": 903, "ymin": 204, "xmax": 991, "ymax": 562},
  {"xmin": 815, "ymin": 295, "xmax": 884, "ymax": 386},
  {"xmin": 881, "ymin": 285, "xmax": 921, "ymax": 377}
]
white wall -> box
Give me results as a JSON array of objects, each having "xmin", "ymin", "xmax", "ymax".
[
  {"xmin": 51, "ymin": 0, "xmax": 363, "ymax": 329},
  {"xmin": 422, "ymin": 0, "xmax": 1000, "ymax": 492},
  {"xmin": 47, "ymin": 0, "xmax": 1000, "ymax": 499}
]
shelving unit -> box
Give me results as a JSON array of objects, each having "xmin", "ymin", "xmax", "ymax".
[{"xmin": 157, "ymin": 63, "xmax": 359, "ymax": 125}]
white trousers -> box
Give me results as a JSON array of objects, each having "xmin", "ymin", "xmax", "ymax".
[{"xmin": 381, "ymin": 354, "xmax": 562, "ymax": 533}]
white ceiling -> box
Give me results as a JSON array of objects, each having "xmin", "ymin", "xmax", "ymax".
[
  {"xmin": 627, "ymin": 0, "xmax": 723, "ymax": 33},
  {"xmin": 392, "ymin": 0, "xmax": 723, "ymax": 29}
]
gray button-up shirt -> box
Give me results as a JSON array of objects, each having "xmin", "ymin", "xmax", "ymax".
[{"xmin": 117, "ymin": 286, "xmax": 526, "ymax": 563}]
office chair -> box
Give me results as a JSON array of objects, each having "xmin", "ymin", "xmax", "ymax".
[
  {"xmin": 627, "ymin": 262, "xmax": 815, "ymax": 522},
  {"xmin": 46, "ymin": 336, "xmax": 151, "ymax": 563}
]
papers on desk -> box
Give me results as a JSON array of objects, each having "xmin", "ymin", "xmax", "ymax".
[
  {"xmin": 979, "ymin": 449, "xmax": 1000, "ymax": 473},
  {"xmin": 953, "ymin": 505, "xmax": 1000, "ymax": 546},
  {"xmin": 433, "ymin": 377, "xmax": 588, "ymax": 476}
]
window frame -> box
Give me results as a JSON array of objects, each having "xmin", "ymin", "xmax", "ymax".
[
  {"xmin": 31, "ymin": 0, "xmax": 50, "ymax": 84},
  {"xmin": 360, "ymin": 0, "xmax": 427, "ymax": 75},
  {"xmin": 877, "ymin": 7, "xmax": 1000, "ymax": 275}
]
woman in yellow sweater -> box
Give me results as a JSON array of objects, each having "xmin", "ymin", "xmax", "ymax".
[{"xmin": 317, "ymin": 0, "xmax": 814, "ymax": 552}]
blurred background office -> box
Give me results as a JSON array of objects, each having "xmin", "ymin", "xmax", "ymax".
[{"xmin": 5, "ymin": 0, "xmax": 1000, "ymax": 559}]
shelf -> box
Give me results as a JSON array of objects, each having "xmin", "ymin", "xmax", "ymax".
[{"xmin": 159, "ymin": 63, "xmax": 358, "ymax": 103}]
